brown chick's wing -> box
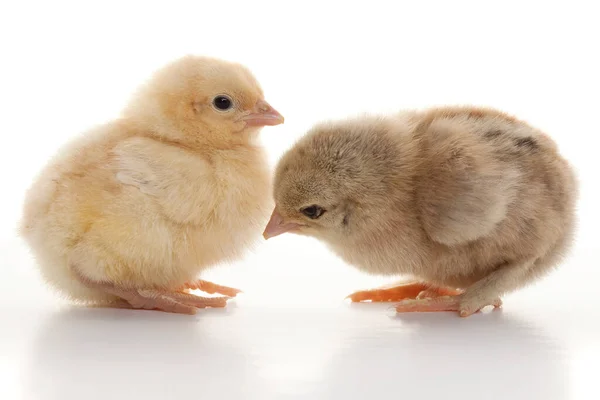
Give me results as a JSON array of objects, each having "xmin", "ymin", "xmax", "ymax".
[
  {"xmin": 113, "ymin": 137, "xmax": 217, "ymax": 226},
  {"xmin": 417, "ymin": 120, "xmax": 521, "ymax": 246}
]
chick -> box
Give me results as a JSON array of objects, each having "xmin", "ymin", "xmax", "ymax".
[
  {"xmin": 20, "ymin": 55, "xmax": 283, "ymax": 314},
  {"xmin": 264, "ymin": 107, "xmax": 577, "ymax": 317}
]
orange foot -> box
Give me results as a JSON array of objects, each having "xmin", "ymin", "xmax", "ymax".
[
  {"xmin": 394, "ymin": 296, "xmax": 502, "ymax": 317},
  {"xmin": 181, "ymin": 280, "xmax": 242, "ymax": 298},
  {"xmin": 346, "ymin": 282, "xmax": 462, "ymax": 303}
]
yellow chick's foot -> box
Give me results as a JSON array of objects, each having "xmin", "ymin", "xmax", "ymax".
[
  {"xmin": 181, "ymin": 279, "xmax": 242, "ymax": 297},
  {"xmin": 108, "ymin": 288, "xmax": 230, "ymax": 314},
  {"xmin": 73, "ymin": 269, "xmax": 231, "ymax": 314},
  {"xmin": 394, "ymin": 296, "xmax": 502, "ymax": 317},
  {"xmin": 346, "ymin": 283, "xmax": 461, "ymax": 303}
]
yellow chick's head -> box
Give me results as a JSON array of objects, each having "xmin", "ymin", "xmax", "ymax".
[{"xmin": 124, "ymin": 55, "xmax": 284, "ymax": 146}]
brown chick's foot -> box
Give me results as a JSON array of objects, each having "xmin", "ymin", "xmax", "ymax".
[
  {"xmin": 347, "ymin": 283, "xmax": 461, "ymax": 302},
  {"xmin": 416, "ymin": 287, "xmax": 464, "ymax": 299},
  {"xmin": 181, "ymin": 280, "xmax": 242, "ymax": 297},
  {"xmin": 394, "ymin": 296, "xmax": 502, "ymax": 317},
  {"xmin": 347, "ymin": 283, "xmax": 428, "ymax": 302}
]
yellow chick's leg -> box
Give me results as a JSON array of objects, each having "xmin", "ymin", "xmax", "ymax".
[
  {"xmin": 73, "ymin": 268, "xmax": 229, "ymax": 314},
  {"xmin": 181, "ymin": 280, "xmax": 242, "ymax": 297},
  {"xmin": 346, "ymin": 282, "xmax": 462, "ymax": 303},
  {"xmin": 394, "ymin": 296, "xmax": 502, "ymax": 317}
]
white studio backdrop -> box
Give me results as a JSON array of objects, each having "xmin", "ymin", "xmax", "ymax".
[{"xmin": 0, "ymin": 0, "xmax": 598, "ymax": 309}]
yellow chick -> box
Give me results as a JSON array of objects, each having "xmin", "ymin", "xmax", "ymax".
[
  {"xmin": 20, "ymin": 55, "xmax": 284, "ymax": 314},
  {"xmin": 264, "ymin": 106, "xmax": 577, "ymax": 317}
]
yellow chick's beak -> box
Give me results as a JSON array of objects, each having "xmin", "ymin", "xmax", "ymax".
[
  {"xmin": 242, "ymin": 100, "xmax": 284, "ymax": 127},
  {"xmin": 263, "ymin": 208, "xmax": 300, "ymax": 240}
]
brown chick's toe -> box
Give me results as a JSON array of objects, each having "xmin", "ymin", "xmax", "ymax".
[
  {"xmin": 416, "ymin": 287, "xmax": 464, "ymax": 299},
  {"xmin": 347, "ymin": 283, "xmax": 431, "ymax": 302},
  {"xmin": 181, "ymin": 280, "xmax": 242, "ymax": 297},
  {"xmin": 394, "ymin": 296, "xmax": 502, "ymax": 317}
]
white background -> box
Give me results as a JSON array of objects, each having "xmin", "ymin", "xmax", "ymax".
[{"xmin": 1, "ymin": 1, "xmax": 599, "ymax": 399}]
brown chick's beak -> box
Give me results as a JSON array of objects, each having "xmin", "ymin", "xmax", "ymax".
[
  {"xmin": 263, "ymin": 209, "xmax": 300, "ymax": 239},
  {"xmin": 243, "ymin": 100, "xmax": 284, "ymax": 127}
]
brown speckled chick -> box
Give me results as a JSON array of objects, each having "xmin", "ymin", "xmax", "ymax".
[
  {"xmin": 20, "ymin": 55, "xmax": 283, "ymax": 314},
  {"xmin": 264, "ymin": 107, "xmax": 577, "ymax": 317}
]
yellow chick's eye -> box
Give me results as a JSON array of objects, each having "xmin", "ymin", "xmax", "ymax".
[
  {"xmin": 301, "ymin": 205, "xmax": 325, "ymax": 219},
  {"xmin": 212, "ymin": 95, "xmax": 233, "ymax": 111}
]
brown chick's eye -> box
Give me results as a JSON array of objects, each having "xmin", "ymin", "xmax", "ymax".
[
  {"xmin": 301, "ymin": 205, "xmax": 325, "ymax": 219},
  {"xmin": 212, "ymin": 96, "xmax": 232, "ymax": 111}
]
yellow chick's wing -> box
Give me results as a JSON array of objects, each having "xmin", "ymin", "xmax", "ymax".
[{"xmin": 113, "ymin": 136, "xmax": 218, "ymax": 226}]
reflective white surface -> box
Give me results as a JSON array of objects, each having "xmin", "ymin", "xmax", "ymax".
[{"xmin": 2, "ymin": 239, "xmax": 599, "ymax": 400}]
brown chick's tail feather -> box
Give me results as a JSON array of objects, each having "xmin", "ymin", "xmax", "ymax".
[{"xmin": 394, "ymin": 296, "xmax": 502, "ymax": 318}]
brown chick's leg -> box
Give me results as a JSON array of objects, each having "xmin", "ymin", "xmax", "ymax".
[
  {"xmin": 181, "ymin": 279, "xmax": 242, "ymax": 297},
  {"xmin": 346, "ymin": 282, "xmax": 461, "ymax": 302},
  {"xmin": 394, "ymin": 296, "xmax": 502, "ymax": 317},
  {"xmin": 396, "ymin": 259, "xmax": 537, "ymax": 317}
]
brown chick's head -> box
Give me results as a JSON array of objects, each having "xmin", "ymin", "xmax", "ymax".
[
  {"xmin": 264, "ymin": 116, "xmax": 412, "ymax": 241},
  {"xmin": 123, "ymin": 55, "xmax": 283, "ymax": 145}
]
